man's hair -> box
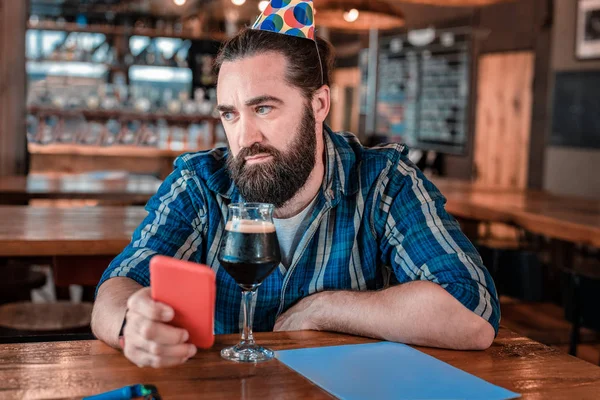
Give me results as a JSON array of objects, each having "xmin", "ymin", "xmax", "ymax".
[{"xmin": 215, "ymin": 28, "xmax": 335, "ymax": 100}]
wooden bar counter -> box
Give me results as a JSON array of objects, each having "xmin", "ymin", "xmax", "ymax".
[
  {"xmin": 0, "ymin": 206, "xmax": 147, "ymax": 287},
  {"xmin": 0, "ymin": 206, "xmax": 146, "ymax": 257},
  {"xmin": 0, "ymin": 328, "xmax": 599, "ymax": 399}
]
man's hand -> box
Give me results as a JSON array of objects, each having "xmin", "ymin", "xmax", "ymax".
[
  {"xmin": 122, "ymin": 287, "xmax": 197, "ymax": 368},
  {"xmin": 273, "ymin": 293, "xmax": 325, "ymax": 332}
]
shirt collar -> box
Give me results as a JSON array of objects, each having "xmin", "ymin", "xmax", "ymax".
[
  {"xmin": 206, "ymin": 124, "xmax": 360, "ymax": 202},
  {"xmin": 321, "ymin": 125, "xmax": 359, "ymax": 201}
]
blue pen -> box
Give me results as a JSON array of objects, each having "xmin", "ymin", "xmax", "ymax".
[{"xmin": 83, "ymin": 384, "xmax": 160, "ymax": 400}]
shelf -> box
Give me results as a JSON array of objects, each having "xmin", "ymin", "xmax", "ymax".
[
  {"xmin": 110, "ymin": 63, "xmax": 190, "ymax": 71},
  {"xmin": 28, "ymin": 106, "xmax": 220, "ymax": 125},
  {"xmin": 28, "ymin": 143, "xmax": 210, "ymax": 158},
  {"xmin": 26, "ymin": 60, "xmax": 109, "ymax": 78},
  {"xmin": 26, "ymin": 59, "xmax": 190, "ymax": 73},
  {"xmin": 27, "ymin": 58, "xmax": 112, "ymax": 67},
  {"xmin": 27, "ymin": 21, "xmax": 227, "ymax": 41},
  {"xmin": 27, "ymin": 59, "xmax": 189, "ymax": 68}
]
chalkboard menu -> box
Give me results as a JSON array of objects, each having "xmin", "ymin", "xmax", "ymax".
[
  {"xmin": 551, "ymin": 71, "xmax": 600, "ymax": 149},
  {"xmin": 374, "ymin": 32, "xmax": 472, "ymax": 154}
]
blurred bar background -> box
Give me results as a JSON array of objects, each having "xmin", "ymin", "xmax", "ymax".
[{"xmin": 0, "ymin": 0, "xmax": 599, "ymax": 364}]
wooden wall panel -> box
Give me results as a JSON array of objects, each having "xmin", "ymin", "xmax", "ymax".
[
  {"xmin": 0, "ymin": 0, "xmax": 5, "ymax": 174},
  {"xmin": 330, "ymin": 68, "xmax": 361, "ymax": 137},
  {"xmin": 0, "ymin": 0, "xmax": 27, "ymax": 176},
  {"xmin": 474, "ymin": 52, "xmax": 534, "ymax": 189},
  {"xmin": 442, "ymin": 0, "xmax": 550, "ymax": 182}
]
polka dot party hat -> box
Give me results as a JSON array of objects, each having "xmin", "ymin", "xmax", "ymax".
[{"xmin": 251, "ymin": 0, "xmax": 315, "ymax": 41}]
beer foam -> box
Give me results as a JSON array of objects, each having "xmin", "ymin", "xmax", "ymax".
[{"xmin": 226, "ymin": 220, "xmax": 276, "ymax": 233}]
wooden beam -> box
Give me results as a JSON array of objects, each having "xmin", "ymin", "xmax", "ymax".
[
  {"xmin": 0, "ymin": 0, "xmax": 27, "ymax": 176},
  {"xmin": 528, "ymin": 0, "xmax": 552, "ymax": 190}
]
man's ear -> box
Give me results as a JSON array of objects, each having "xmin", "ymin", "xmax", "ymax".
[{"xmin": 312, "ymin": 85, "xmax": 331, "ymax": 124}]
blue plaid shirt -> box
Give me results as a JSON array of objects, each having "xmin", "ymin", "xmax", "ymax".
[{"xmin": 99, "ymin": 127, "xmax": 500, "ymax": 335}]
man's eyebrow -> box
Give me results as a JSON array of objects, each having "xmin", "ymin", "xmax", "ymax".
[
  {"xmin": 245, "ymin": 95, "xmax": 284, "ymax": 107},
  {"xmin": 216, "ymin": 96, "xmax": 284, "ymax": 112},
  {"xmin": 216, "ymin": 104, "xmax": 235, "ymax": 113}
]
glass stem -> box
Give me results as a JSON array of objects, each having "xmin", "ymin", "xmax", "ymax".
[{"xmin": 240, "ymin": 289, "xmax": 257, "ymax": 344}]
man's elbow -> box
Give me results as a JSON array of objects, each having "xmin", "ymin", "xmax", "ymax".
[
  {"xmin": 469, "ymin": 318, "xmax": 495, "ymax": 350},
  {"xmin": 90, "ymin": 302, "xmax": 102, "ymax": 340}
]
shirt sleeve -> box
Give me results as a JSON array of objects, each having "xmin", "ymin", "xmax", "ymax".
[
  {"xmin": 376, "ymin": 155, "xmax": 500, "ymax": 334},
  {"xmin": 97, "ymin": 163, "xmax": 206, "ymax": 291}
]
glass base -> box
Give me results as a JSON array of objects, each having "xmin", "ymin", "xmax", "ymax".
[{"xmin": 221, "ymin": 341, "xmax": 274, "ymax": 363}]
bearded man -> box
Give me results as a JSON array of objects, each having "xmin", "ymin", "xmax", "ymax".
[{"xmin": 92, "ymin": 0, "xmax": 499, "ymax": 368}]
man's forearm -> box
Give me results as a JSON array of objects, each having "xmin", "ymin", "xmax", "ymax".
[
  {"xmin": 312, "ymin": 281, "xmax": 495, "ymax": 350},
  {"xmin": 91, "ymin": 277, "xmax": 142, "ymax": 348}
]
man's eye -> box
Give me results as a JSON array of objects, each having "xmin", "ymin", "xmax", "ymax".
[
  {"xmin": 221, "ymin": 112, "xmax": 235, "ymax": 121},
  {"xmin": 256, "ymin": 106, "xmax": 272, "ymax": 115}
]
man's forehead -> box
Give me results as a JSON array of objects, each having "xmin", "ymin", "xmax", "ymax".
[
  {"xmin": 218, "ymin": 52, "xmax": 288, "ymax": 86},
  {"xmin": 217, "ymin": 53, "xmax": 295, "ymax": 104}
]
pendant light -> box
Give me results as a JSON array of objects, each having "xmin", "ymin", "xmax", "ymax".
[
  {"xmin": 393, "ymin": 0, "xmax": 516, "ymax": 6},
  {"xmin": 317, "ymin": 0, "xmax": 405, "ymax": 31}
]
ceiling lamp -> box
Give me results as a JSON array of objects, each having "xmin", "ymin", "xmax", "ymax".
[
  {"xmin": 393, "ymin": 0, "xmax": 516, "ymax": 6},
  {"xmin": 258, "ymin": 1, "xmax": 269, "ymax": 12},
  {"xmin": 317, "ymin": 0, "xmax": 405, "ymax": 31},
  {"xmin": 343, "ymin": 9, "xmax": 360, "ymax": 23}
]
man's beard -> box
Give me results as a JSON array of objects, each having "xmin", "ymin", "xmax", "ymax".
[{"xmin": 226, "ymin": 106, "xmax": 317, "ymax": 208}]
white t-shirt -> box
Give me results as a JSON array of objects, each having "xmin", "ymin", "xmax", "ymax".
[{"xmin": 273, "ymin": 195, "xmax": 318, "ymax": 268}]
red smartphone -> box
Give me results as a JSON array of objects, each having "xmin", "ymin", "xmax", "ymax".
[{"xmin": 150, "ymin": 255, "xmax": 216, "ymax": 349}]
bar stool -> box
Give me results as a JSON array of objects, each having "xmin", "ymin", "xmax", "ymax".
[
  {"xmin": 0, "ymin": 260, "xmax": 93, "ymax": 343},
  {"xmin": 0, "ymin": 302, "xmax": 93, "ymax": 343}
]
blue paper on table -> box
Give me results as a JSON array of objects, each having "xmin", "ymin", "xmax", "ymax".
[{"xmin": 276, "ymin": 342, "xmax": 520, "ymax": 400}]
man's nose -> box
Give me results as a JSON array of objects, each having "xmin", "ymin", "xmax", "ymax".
[{"xmin": 237, "ymin": 116, "xmax": 263, "ymax": 149}]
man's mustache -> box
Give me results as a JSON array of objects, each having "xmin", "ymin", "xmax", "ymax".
[{"xmin": 236, "ymin": 143, "xmax": 281, "ymax": 164}]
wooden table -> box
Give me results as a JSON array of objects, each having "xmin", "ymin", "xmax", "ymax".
[
  {"xmin": 0, "ymin": 173, "xmax": 160, "ymax": 204},
  {"xmin": 433, "ymin": 178, "xmax": 600, "ymax": 248},
  {"xmin": 0, "ymin": 206, "xmax": 147, "ymax": 288},
  {"xmin": 0, "ymin": 206, "xmax": 146, "ymax": 257},
  {"xmin": 0, "ymin": 328, "xmax": 599, "ymax": 399}
]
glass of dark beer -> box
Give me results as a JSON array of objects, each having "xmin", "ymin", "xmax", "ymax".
[{"xmin": 218, "ymin": 202, "xmax": 281, "ymax": 362}]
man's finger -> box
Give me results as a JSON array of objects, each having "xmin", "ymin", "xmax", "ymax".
[
  {"xmin": 125, "ymin": 313, "xmax": 189, "ymax": 345},
  {"xmin": 124, "ymin": 344, "xmax": 192, "ymax": 368},
  {"xmin": 127, "ymin": 288, "xmax": 174, "ymax": 322},
  {"xmin": 127, "ymin": 331, "xmax": 197, "ymax": 359}
]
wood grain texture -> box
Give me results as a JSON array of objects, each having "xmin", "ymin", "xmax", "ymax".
[
  {"xmin": 0, "ymin": 0, "xmax": 27, "ymax": 176},
  {"xmin": 0, "ymin": 206, "xmax": 147, "ymax": 256},
  {"xmin": 0, "ymin": 328, "xmax": 599, "ymax": 399},
  {"xmin": 474, "ymin": 52, "xmax": 534, "ymax": 189},
  {"xmin": 331, "ymin": 68, "xmax": 361, "ymax": 135},
  {"xmin": 27, "ymin": 143, "xmax": 207, "ymax": 158},
  {"xmin": 433, "ymin": 178, "xmax": 600, "ymax": 247},
  {"xmin": 29, "ymin": 152, "xmax": 177, "ymax": 180}
]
